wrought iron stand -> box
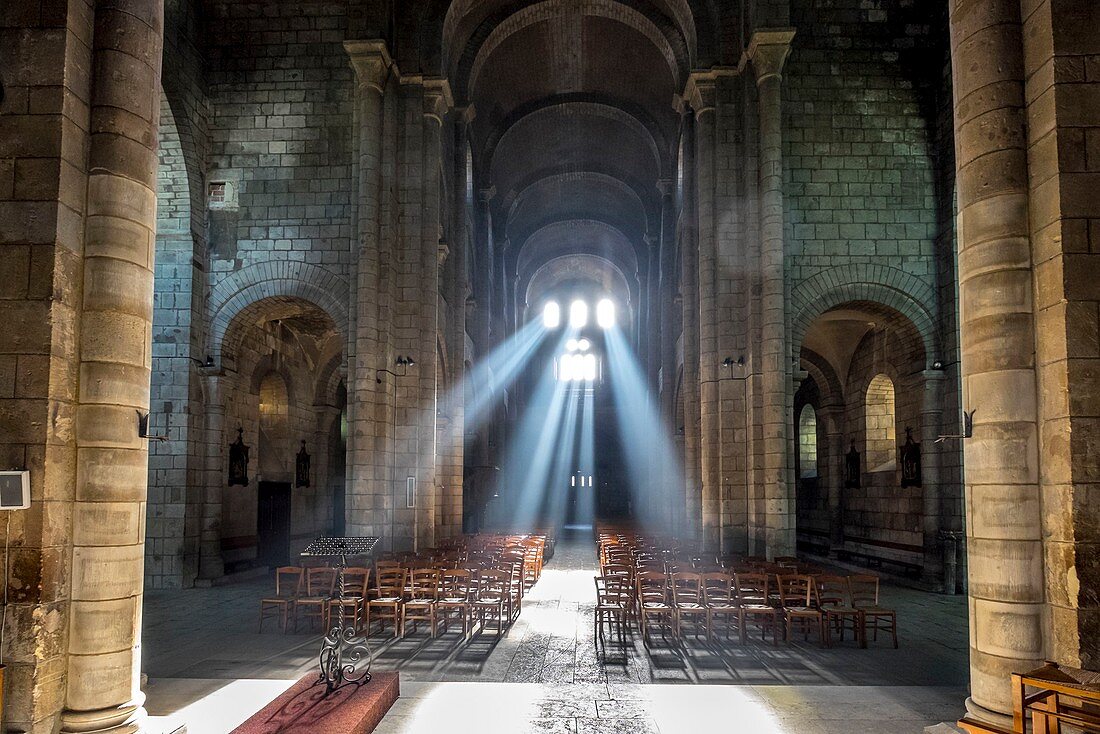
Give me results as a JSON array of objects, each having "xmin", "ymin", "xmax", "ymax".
[{"xmin": 300, "ymin": 536, "xmax": 380, "ymax": 695}]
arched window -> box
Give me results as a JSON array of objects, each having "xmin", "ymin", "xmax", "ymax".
[
  {"xmin": 865, "ymin": 373, "xmax": 896, "ymax": 473},
  {"xmin": 258, "ymin": 372, "xmax": 291, "ymax": 480},
  {"xmin": 798, "ymin": 405, "xmax": 818, "ymax": 479}
]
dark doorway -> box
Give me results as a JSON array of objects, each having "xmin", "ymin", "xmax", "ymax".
[{"xmin": 257, "ymin": 481, "xmax": 291, "ymax": 567}]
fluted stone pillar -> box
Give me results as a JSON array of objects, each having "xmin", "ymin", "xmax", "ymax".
[
  {"xmin": 921, "ymin": 370, "xmax": 946, "ymax": 588},
  {"xmin": 949, "ymin": 0, "xmax": 1043, "ymax": 723},
  {"xmin": 197, "ymin": 374, "xmax": 225, "ymax": 582},
  {"xmin": 345, "ymin": 41, "xmax": 392, "ymax": 543},
  {"xmin": 678, "ymin": 104, "xmax": 702, "ymax": 543},
  {"xmin": 748, "ymin": 29, "xmax": 796, "ymax": 559},
  {"xmin": 61, "ymin": 1, "xmax": 163, "ymax": 731}
]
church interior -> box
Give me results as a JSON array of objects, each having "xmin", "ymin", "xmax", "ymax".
[{"xmin": 1, "ymin": 0, "xmax": 1098, "ymax": 732}]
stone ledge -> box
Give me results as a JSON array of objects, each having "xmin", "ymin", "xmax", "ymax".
[{"xmin": 231, "ymin": 672, "xmax": 399, "ymax": 734}]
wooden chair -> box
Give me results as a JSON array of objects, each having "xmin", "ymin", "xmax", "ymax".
[
  {"xmin": 815, "ymin": 575, "xmax": 863, "ymax": 647},
  {"xmin": 472, "ymin": 569, "xmax": 510, "ymax": 637},
  {"xmin": 295, "ymin": 567, "xmax": 336, "ymax": 632},
  {"xmin": 259, "ymin": 566, "xmax": 302, "ymax": 633},
  {"xmin": 636, "ymin": 571, "xmax": 675, "ymax": 644},
  {"xmin": 735, "ymin": 573, "xmax": 782, "ymax": 645},
  {"xmin": 367, "ymin": 567, "xmax": 406, "ymax": 638},
  {"xmin": 325, "ymin": 566, "xmax": 371, "ymax": 632},
  {"xmin": 849, "ymin": 574, "xmax": 897, "ymax": 648},
  {"xmin": 777, "ymin": 574, "xmax": 825, "ymax": 645},
  {"xmin": 501, "ymin": 560, "xmax": 525, "ymax": 622},
  {"xmin": 437, "ymin": 569, "xmax": 474, "ymax": 637},
  {"xmin": 701, "ymin": 572, "xmax": 741, "ymax": 642},
  {"xmin": 594, "ymin": 576, "xmax": 631, "ymax": 645},
  {"xmin": 670, "ymin": 572, "xmax": 708, "ymax": 640},
  {"xmin": 402, "ymin": 568, "xmax": 441, "ymax": 638}
]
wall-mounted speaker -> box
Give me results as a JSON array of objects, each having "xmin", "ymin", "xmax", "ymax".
[{"xmin": 0, "ymin": 471, "xmax": 30, "ymax": 509}]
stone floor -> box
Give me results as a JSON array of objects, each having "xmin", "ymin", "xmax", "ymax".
[{"xmin": 142, "ymin": 531, "xmax": 970, "ymax": 733}]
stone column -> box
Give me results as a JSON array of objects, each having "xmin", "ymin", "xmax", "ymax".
[
  {"xmin": 687, "ymin": 73, "xmax": 720, "ymax": 552},
  {"xmin": 443, "ymin": 109, "xmax": 471, "ymax": 539},
  {"xmin": 678, "ymin": 103, "xmax": 702, "ymax": 542},
  {"xmin": 344, "ymin": 41, "xmax": 392, "ymax": 541},
  {"xmin": 657, "ymin": 179, "xmax": 679, "ymax": 528},
  {"xmin": 414, "ymin": 79, "xmax": 452, "ymax": 550},
  {"xmin": 62, "ymin": 1, "xmax": 163, "ymax": 731},
  {"xmin": 949, "ymin": 0, "xmax": 1043, "ymax": 723},
  {"xmin": 921, "ymin": 370, "xmax": 946, "ymax": 588},
  {"xmin": 748, "ymin": 29, "xmax": 796, "ymax": 559},
  {"xmin": 817, "ymin": 405, "xmax": 846, "ymax": 556},
  {"xmin": 644, "ymin": 233, "xmax": 661, "ymax": 388},
  {"xmin": 197, "ymin": 374, "xmax": 225, "ymax": 583}
]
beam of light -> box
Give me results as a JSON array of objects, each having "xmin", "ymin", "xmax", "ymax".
[
  {"xmin": 491, "ymin": 330, "xmax": 574, "ymax": 531},
  {"xmin": 596, "ymin": 298, "xmax": 615, "ymax": 329},
  {"xmin": 542, "ymin": 300, "xmax": 560, "ymax": 328},
  {"xmin": 437, "ymin": 319, "xmax": 547, "ymax": 434},
  {"xmin": 603, "ymin": 324, "xmax": 685, "ymax": 533},
  {"xmin": 542, "ymin": 384, "xmax": 581, "ymax": 530},
  {"xmin": 572, "ymin": 386, "xmax": 595, "ymax": 529},
  {"xmin": 569, "ymin": 299, "xmax": 587, "ymax": 328}
]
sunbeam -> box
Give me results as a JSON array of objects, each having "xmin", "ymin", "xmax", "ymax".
[{"xmin": 603, "ymin": 325, "xmax": 686, "ymax": 535}]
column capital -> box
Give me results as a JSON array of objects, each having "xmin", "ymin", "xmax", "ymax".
[
  {"xmin": 344, "ymin": 39, "xmax": 393, "ymax": 93},
  {"xmin": 656, "ymin": 178, "xmax": 676, "ymax": 197},
  {"xmin": 746, "ymin": 29, "xmax": 796, "ymax": 85},
  {"xmin": 423, "ymin": 77, "xmax": 454, "ymax": 123},
  {"xmin": 683, "ymin": 71, "xmax": 718, "ymax": 117},
  {"xmin": 477, "ymin": 185, "xmax": 496, "ymax": 203},
  {"xmin": 438, "ymin": 239, "xmax": 451, "ymax": 267}
]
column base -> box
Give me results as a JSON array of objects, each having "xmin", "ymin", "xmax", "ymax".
[
  {"xmin": 61, "ymin": 693, "xmax": 146, "ymax": 733},
  {"xmin": 964, "ymin": 696, "xmax": 1013, "ymax": 730}
]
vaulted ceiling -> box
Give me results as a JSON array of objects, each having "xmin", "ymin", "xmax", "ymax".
[{"xmin": 442, "ymin": 0, "xmax": 704, "ymax": 328}]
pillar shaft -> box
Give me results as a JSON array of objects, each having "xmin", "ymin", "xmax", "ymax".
[
  {"xmin": 198, "ymin": 375, "xmax": 225, "ymax": 581},
  {"xmin": 679, "ymin": 107, "xmax": 702, "ymax": 543},
  {"xmin": 749, "ymin": 30, "xmax": 796, "ymax": 559},
  {"xmin": 688, "ymin": 74, "xmax": 720, "ymax": 552},
  {"xmin": 949, "ymin": 0, "xmax": 1044, "ymax": 722},
  {"xmin": 657, "ymin": 181, "xmax": 680, "ymax": 529},
  {"xmin": 63, "ymin": 1, "xmax": 163, "ymax": 731},
  {"xmin": 921, "ymin": 371, "xmax": 946, "ymax": 587},
  {"xmin": 345, "ymin": 41, "xmax": 392, "ymax": 545}
]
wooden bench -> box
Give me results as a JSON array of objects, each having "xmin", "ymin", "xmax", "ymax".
[{"xmin": 958, "ymin": 662, "xmax": 1100, "ymax": 734}]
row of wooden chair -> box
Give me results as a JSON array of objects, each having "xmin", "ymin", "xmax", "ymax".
[
  {"xmin": 259, "ymin": 560, "xmax": 527, "ymax": 639},
  {"xmin": 596, "ymin": 570, "xmax": 895, "ymax": 647},
  {"xmin": 594, "ymin": 530, "xmax": 897, "ymax": 648}
]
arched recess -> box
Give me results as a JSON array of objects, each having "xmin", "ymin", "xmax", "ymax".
[
  {"xmin": 146, "ymin": 87, "xmax": 205, "ymax": 590},
  {"xmin": 206, "ymin": 262, "xmax": 349, "ymax": 364},
  {"xmin": 790, "ymin": 265, "xmax": 939, "ymax": 366},
  {"xmin": 257, "ymin": 372, "xmax": 292, "ymax": 482}
]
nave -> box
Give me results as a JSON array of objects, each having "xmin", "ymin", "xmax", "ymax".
[{"xmin": 142, "ymin": 531, "xmax": 967, "ymax": 733}]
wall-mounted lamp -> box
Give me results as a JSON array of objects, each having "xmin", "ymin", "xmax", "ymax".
[
  {"xmin": 931, "ymin": 360, "xmax": 945, "ymax": 371},
  {"xmin": 721, "ymin": 356, "xmax": 745, "ymax": 369}
]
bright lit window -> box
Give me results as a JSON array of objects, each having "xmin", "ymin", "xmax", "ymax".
[
  {"xmin": 582, "ymin": 353, "xmax": 597, "ymax": 381},
  {"xmin": 556, "ymin": 352, "xmax": 598, "ymax": 382},
  {"xmin": 543, "ymin": 301, "xmax": 560, "ymax": 328},
  {"xmin": 798, "ymin": 404, "xmax": 818, "ymax": 479},
  {"xmin": 596, "ymin": 299, "xmax": 615, "ymax": 329},
  {"xmin": 569, "ymin": 300, "xmax": 588, "ymax": 328}
]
